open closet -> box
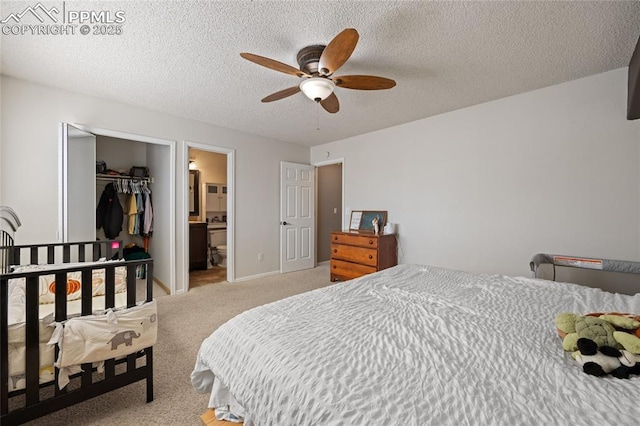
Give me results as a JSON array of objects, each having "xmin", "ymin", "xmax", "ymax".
[
  {"xmin": 60, "ymin": 124, "xmax": 175, "ymax": 294},
  {"xmin": 96, "ymin": 137, "xmax": 153, "ymax": 246}
]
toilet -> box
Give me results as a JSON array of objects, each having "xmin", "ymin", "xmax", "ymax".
[
  {"xmin": 216, "ymin": 244, "xmax": 227, "ymax": 267},
  {"xmin": 208, "ymin": 228, "xmax": 227, "ymax": 267}
]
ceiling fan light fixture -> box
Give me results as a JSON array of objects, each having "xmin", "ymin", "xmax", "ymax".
[{"xmin": 299, "ymin": 77, "xmax": 335, "ymax": 102}]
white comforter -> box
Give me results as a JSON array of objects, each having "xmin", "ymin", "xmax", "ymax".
[{"xmin": 192, "ymin": 264, "xmax": 640, "ymax": 425}]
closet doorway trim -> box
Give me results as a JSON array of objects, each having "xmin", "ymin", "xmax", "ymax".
[{"xmin": 72, "ymin": 123, "xmax": 177, "ymax": 295}]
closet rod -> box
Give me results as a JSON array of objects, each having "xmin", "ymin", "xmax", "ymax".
[{"xmin": 96, "ymin": 174, "xmax": 154, "ymax": 184}]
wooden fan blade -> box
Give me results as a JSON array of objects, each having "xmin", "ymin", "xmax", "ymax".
[
  {"xmin": 334, "ymin": 75, "xmax": 396, "ymax": 90},
  {"xmin": 240, "ymin": 53, "xmax": 309, "ymax": 78},
  {"xmin": 320, "ymin": 92, "xmax": 339, "ymax": 113},
  {"xmin": 318, "ymin": 28, "xmax": 359, "ymax": 76},
  {"xmin": 261, "ymin": 86, "xmax": 301, "ymax": 103}
]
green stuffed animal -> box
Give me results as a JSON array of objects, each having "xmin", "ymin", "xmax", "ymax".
[
  {"xmin": 614, "ymin": 331, "xmax": 640, "ymax": 354},
  {"xmin": 555, "ymin": 312, "xmax": 640, "ymax": 378},
  {"xmin": 555, "ymin": 313, "xmax": 618, "ymax": 352}
]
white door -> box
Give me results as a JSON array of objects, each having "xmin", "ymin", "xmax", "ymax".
[
  {"xmin": 280, "ymin": 162, "xmax": 315, "ymax": 273},
  {"xmin": 59, "ymin": 123, "xmax": 96, "ymax": 242}
]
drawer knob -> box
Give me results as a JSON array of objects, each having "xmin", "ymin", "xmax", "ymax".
[
  {"xmin": 333, "ymin": 249, "xmax": 337, "ymax": 253},
  {"xmin": 333, "ymin": 265, "xmax": 336, "ymax": 269},
  {"xmin": 369, "ymin": 240, "xmax": 373, "ymax": 245},
  {"xmin": 334, "ymin": 236, "xmax": 338, "ymax": 240},
  {"xmin": 369, "ymin": 255, "xmax": 373, "ymax": 259}
]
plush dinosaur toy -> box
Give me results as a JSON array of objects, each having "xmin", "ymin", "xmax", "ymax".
[{"xmin": 555, "ymin": 312, "xmax": 640, "ymax": 378}]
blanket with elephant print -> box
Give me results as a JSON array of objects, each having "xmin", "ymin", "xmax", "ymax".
[
  {"xmin": 6, "ymin": 278, "xmax": 130, "ymax": 392},
  {"xmin": 49, "ymin": 300, "xmax": 157, "ymax": 388}
]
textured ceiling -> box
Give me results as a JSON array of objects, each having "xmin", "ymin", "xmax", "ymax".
[{"xmin": 2, "ymin": 1, "xmax": 640, "ymax": 146}]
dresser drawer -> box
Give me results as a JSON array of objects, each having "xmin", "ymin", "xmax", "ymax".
[
  {"xmin": 330, "ymin": 259, "xmax": 376, "ymax": 280},
  {"xmin": 329, "ymin": 231, "xmax": 397, "ymax": 282},
  {"xmin": 331, "ymin": 244, "xmax": 378, "ymax": 266},
  {"xmin": 331, "ymin": 233, "xmax": 378, "ymax": 249}
]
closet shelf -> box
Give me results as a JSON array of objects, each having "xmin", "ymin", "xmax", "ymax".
[{"xmin": 96, "ymin": 174, "xmax": 154, "ymax": 184}]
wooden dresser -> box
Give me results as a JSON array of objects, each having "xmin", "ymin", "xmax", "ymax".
[{"xmin": 330, "ymin": 231, "xmax": 398, "ymax": 282}]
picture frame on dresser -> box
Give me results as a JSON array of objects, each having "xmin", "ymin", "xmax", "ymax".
[
  {"xmin": 358, "ymin": 211, "xmax": 387, "ymax": 233},
  {"xmin": 349, "ymin": 210, "xmax": 363, "ymax": 231}
]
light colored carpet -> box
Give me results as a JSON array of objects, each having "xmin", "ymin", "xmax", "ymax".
[{"xmin": 24, "ymin": 264, "xmax": 333, "ymax": 425}]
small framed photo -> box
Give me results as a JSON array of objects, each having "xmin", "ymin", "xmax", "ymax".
[{"xmin": 349, "ymin": 211, "xmax": 363, "ymax": 231}]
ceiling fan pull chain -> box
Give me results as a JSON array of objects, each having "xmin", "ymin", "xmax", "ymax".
[{"xmin": 316, "ymin": 102, "xmax": 320, "ymax": 131}]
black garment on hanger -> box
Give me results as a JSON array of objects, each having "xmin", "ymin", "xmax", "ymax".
[{"xmin": 96, "ymin": 183, "xmax": 123, "ymax": 239}]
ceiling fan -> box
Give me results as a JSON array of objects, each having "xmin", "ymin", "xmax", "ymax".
[{"xmin": 240, "ymin": 28, "xmax": 396, "ymax": 114}]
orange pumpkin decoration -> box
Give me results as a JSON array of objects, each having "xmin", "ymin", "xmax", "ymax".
[{"xmin": 49, "ymin": 279, "xmax": 81, "ymax": 295}]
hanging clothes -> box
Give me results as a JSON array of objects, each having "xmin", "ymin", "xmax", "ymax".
[
  {"xmin": 137, "ymin": 192, "xmax": 145, "ymax": 234},
  {"xmin": 100, "ymin": 176, "xmax": 153, "ymax": 240},
  {"xmin": 96, "ymin": 183, "xmax": 123, "ymax": 239},
  {"xmin": 142, "ymin": 191, "xmax": 153, "ymax": 235},
  {"xmin": 126, "ymin": 193, "xmax": 138, "ymax": 235}
]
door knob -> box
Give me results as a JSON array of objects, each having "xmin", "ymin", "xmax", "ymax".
[{"xmin": 281, "ymin": 221, "xmax": 291, "ymax": 225}]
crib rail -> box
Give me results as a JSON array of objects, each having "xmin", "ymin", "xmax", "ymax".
[
  {"xmin": 0, "ymin": 206, "xmax": 21, "ymax": 274},
  {"xmin": 0, "ymin": 240, "xmax": 154, "ymax": 424},
  {"xmin": 11, "ymin": 239, "xmax": 124, "ymax": 266},
  {"xmin": 0, "ymin": 231, "xmax": 13, "ymax": 274}
]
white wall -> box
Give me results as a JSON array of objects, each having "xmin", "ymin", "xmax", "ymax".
[
  {"xmin": 190, "ymin": 149, "xmax": 227, "ymax": 186},
  {"xmin": 188, "ymin": 148, "xmax": 226, "ymax": 221},
  {"xmin": 311, "ymin": 68, "xmax": 640, "ymax": 277},
  {"xmin": 0, "ymin": 76, "xmax": 308, "ymax": 291},
  {"xmin": 96, "ymin": 135, "xmax": 148, "ymax": 172},
  {"xmin": 147, "ymin": 142, "xmax": 173, "ymax": 289}
]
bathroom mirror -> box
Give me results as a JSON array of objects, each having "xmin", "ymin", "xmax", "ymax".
[{"xmin": 189, "ymin": 170, "xmax": 200, "ymax": 216}]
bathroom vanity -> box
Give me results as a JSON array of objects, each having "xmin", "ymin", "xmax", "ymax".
[{"xmin": 189, "ymin": 221, "xmax": 208, "ymax": 270}]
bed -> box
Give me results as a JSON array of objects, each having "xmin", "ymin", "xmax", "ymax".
[
  {"xmin": 1, "ymin": 239, "xmax": 156, "ymax": 424},
  {"xmin": 192, "ymin": 263, "xmax": 640, "ymax": 425}
]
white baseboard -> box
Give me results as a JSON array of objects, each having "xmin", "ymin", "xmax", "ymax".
[
  {"xmin": 153, "ymin": 277, "xmax": 171, "ymax": 295},
  {"xmin": 235, "ymin": 264, "xmax": 329, "ymax": 282},
  {"xmin": 234, "ymin": 270, "xmax": 280, "ymax": 282}
]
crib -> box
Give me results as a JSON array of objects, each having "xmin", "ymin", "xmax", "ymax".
[{"xmin": 1, "ymin": 225, "xmax": 155, "ymax": 423}]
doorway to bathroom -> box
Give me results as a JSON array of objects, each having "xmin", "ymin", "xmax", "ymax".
[{"xmin": 185, "ymin": 142, "xmax": 234, "ymax": 290}]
